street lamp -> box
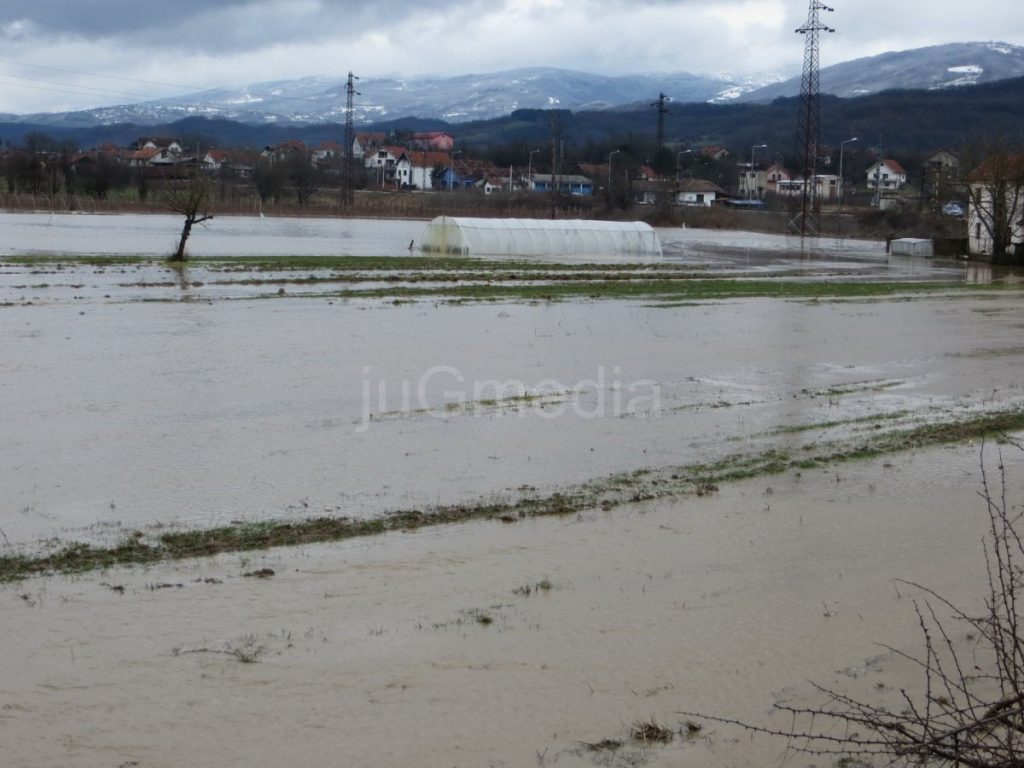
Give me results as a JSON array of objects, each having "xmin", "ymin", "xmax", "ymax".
[
  {"xmin": 839, "ymin": 137, "xmax": 858, "ymax": 207},
  {"xmin": 676, "ymin": 149, "xmax": 692, "ymax": 181},
  {"xmin": 528, "ymin": 148, "xmax": 540, "ymax": 192},
  {"xmin": 749, "ymin": 144, "xmax": 767, "ymax": 200},
  {"xmin": 608, "ymin": 149, "xmax": 621, "ymax": 200},
  {"xmin": 448, "ymin": 149, "xmax": 461, "ymax": 192}
]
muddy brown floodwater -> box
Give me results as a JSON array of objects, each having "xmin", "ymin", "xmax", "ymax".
[
  {"xmin": 2, "ymin": 280, "xmax": 1024, "ymax": 548},
  {"xmin": 1, "ymin": 444, "xmax": 1018, "ymax": 767},
  {"xmin": 2, "ymin": 212, "xmax": 1024, "ymax": 767}
]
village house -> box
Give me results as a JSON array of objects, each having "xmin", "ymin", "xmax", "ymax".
[
  {"xmin": 401, "ymin": 150, "xmax": 451, "ymax": 190},
  {"xmin": 311, "ymin": 142, "xmax": 345, "ymax": 169},
  {"xmin": 866, "ymin": 159, "xmax": 907, "ymax": 191},
  {"xmin": 364, "ymin": 145, "xmax": 406, "ymax": 187},
  {"xmin": 133, "ymin": 137, "xmax": 183, "ymax": 155},
  {"xmin": 410, "ymin": 132, "xmax": 454, "ymax": 152},
  {"xmin": 775, "ymin": 174, "xmax": 843, "ymax": 202},
  {"xmin": 262, "ymin": 140, "xmax": 307, "ymax": 163},
  {"xmin": 967, "ymin": 155, "xmax": 1024, "ymax": 258},
  {"xmin": 764, "ymin": 162, "xmax": 791, "ymax": 194},
  {"xmin": 127, "ymin": 146, "xmax": 178, "ymax": 167},
  {"xmin": 632, "ymin": 178, "xmax": 725, "ymax": 207},
  {"xmin": 928, "ymin": 149, "xmax": 960, "ymax": 179},
  {"xmin": 352, "ymin": 133, "xmax": 386, "ymax": 161},
  {"xmin": 529, "ymin": 174, "xmax": 594, "ymax": 196},
  {"xmin": 700, "ymin": 146, "xmax": 731, "ymax": 161},
  {"xmin": 674, "ymin": 178, "xmax": 727, "ymax": 207}
]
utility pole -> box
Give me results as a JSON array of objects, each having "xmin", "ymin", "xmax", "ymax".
[
  {"xmin": 652, "ymin": 93, "xmax": 671, "ymax": 152},
  {"xmin": 549, "ymin": 111, "xmax": 560, "ymax": 219},
  {"xmin": 789, "ymin": 1, "xmax": 834, "ymax": 240},
  {"xmin": 344, "ymin": 71, "xmax": 359, "ymax": 208}
]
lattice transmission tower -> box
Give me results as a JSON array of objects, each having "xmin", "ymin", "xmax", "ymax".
[
  {"xmin": 789, "ymin": 1, "xmax": 834, "ymax": 239},
  {"xmin": 343, "ymin": 71, "xmax": 359, "ymax": 208},
  {"xmin": 652, "ymin": 92, "xmax": 671, "ymax": 151}
]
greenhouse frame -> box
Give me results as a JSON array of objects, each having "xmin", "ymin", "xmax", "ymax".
[{"xmin": 421, "ymin": 217, "xmax": 663, "ymax": 258}]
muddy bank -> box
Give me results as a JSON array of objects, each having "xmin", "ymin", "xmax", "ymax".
[{"xmin": 1, "ymin": 443, "xmax": 1016, "ymax": 767}]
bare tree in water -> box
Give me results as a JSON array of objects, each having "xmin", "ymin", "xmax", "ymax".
[
  {"xmin": 683, "ymin": 439, "xmax": 1024, "ymax": 768},
  {"xmin": 164, "ymin": 172, "xmax": 214, "ymax": 262}
]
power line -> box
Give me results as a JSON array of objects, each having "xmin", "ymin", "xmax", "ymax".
[
  {"xmin": 0, "ymin": 72, "xmax": 151, "ymax": 102},
  {"xmin": 0, "ymin": 57, "xmax": 198, "ymax": 91}
]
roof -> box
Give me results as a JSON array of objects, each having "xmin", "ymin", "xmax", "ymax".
[
  {"xmin": 872, "ymin": 158, "xmax": 907, "ymax": 175},
  {"xmin": 136, "ymin": 137, "xmax": 180, "ymax": 148},
  {"xmin": 967, "ymin": 154, "xmax": 1024, "ymax": 183},
  {"xmin": 531, "ymin": 174, "xmax": 593, "ymax": 184},
  {"xmin": 676, "ymin": 178, "xmax": 727, "ymax": 194},
  {"xmin": 700, "ymin": 146, "xmax": 730, "ymax": 158},
  {"xmin": 405, "ymin": 150, "xmax": 451, "ymax": 168}
]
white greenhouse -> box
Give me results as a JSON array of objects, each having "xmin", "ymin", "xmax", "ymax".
[{"xmin": 421, "ymin": 217, "xmax": 663, "ymax": 258}]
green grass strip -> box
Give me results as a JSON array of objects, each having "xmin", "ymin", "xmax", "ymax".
[{"xmin": 2, "ymin": 408, "xmax": 1022, "ymax": 583}]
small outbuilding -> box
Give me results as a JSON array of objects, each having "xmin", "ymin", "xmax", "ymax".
[
  {"xmin": 421, "ymin": 217, "xmax": 662, "ymax": 258},
  {"xmin": 890, "ymin": 237, "xmax": 934, "ymax": 257}
]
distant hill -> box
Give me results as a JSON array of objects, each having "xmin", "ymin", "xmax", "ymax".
[
  {"xmin": 7, "ymin": 68, "xmax": 784, "ymax": 128},
  {"xmin": 7, "ymin": 42, "xmax": 1024, "ymax": 130},
  {"xmin": 742, "ymin": 41, "xmax": 1024, "ymax": 102},
  {"xmin": 3, "ymin": 75, "xmax": 1023, "ymax": 157}
]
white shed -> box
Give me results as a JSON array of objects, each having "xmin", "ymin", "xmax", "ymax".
[
  {"xmin": 421, "ymin": 217, "xmax": 663, "ymax": 258},
  {"xmin": 890, "ymin": 238, "xmax": 934, "ymax": 257}
]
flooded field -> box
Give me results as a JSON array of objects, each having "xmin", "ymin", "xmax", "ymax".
[
  {"xmin": 2, "ymin": 211, "xmax": 1024, "ymax": 767},
  {"xmin": 2, "ymin": 445, "xmax": 1017, "ymax": 767}
]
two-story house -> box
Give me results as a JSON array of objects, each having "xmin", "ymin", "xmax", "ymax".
[{"xmin": 866, "ymin": 159, "xmax": 908, "ymax": 191}]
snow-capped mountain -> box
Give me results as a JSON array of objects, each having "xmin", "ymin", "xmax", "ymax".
[
  {"xmin": 10, "ymin": 68, "xmax": 785, "ymax": 128},
  {"xmin": 741, "ymin": 41, "xmax": 1024, "ymax": 102},
  {"xmin": 6, "ymin": 41, "xmax": 1024, "ymax": 129}
]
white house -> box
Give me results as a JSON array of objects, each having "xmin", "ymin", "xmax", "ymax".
[
  {"xmin": 775, "ymin": 174, "xmax": 842, "ymax": 202},
  {"xmin": 634, "ymin": 178, "xmax": 725, "ymax": 207},
  {"xmin": 136, "ymin": 137, "xmax": 183, "ymax": 155},
  {"xmin": 352, "ymin": 133, "xmax": 386, "ymax": 161},
  {"xmin": 967, "ymin": 156, "xmax": 1024, "ymax": 258},
  {"xmin": 676, "ymin": 178, "xmax": 726, "ymax": 206},
  {"xmin": 764, "ymin": 163, "xmax": 792, "ymax": 195},
  {"xmin": 364, "ymin": 146, "xmax": 406, "ymax": 187},
  {"xmin": 738, "ymin": 164, "xmax": 769, "ymax": 199},
  {"xmin": 404, "ymin": 151, "xmax": 451, "ymax": 190},
  {"xmin": 866, "ymin": 159, "xmax": 908, "ymax": 191}
]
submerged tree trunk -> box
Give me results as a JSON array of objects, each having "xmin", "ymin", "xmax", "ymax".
[
  {"xmin": 172, "ymin": 214, "xmax": 210, "ymax": 262},
  {"xmin": 165, "ymin": 173, "xmax": 214, "ymax": 262}
]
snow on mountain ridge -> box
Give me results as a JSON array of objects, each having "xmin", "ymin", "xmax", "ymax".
[{"xmin": 5, "ymin": 43, "xmax": 1024, "ymax": 128}]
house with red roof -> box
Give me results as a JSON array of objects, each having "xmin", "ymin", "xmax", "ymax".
[
  {"xmin": 353, "ymin": 133, "xmax": 386, "ymax": 161},
  {"xmin": 866, "ymin": 159, "xmax": 907, "ymax": 191},
  {"xmin": 410, "ymin": 132, "xmax": 454, "ymax": 152},
  {"xmin": 401, "ymin": 150, "xmax": 452, "ymax": 190}
]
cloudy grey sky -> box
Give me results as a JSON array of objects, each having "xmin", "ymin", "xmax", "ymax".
[{"xmin": 2, "ymin": 0, "xmax": 1022, "ymax": 114}]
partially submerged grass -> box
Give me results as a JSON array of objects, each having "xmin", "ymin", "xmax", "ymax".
[
  {"xmin": 630, "ymin": 717, "xmax": 675, "ymax": 744},
  {"xmin": 312, "ymin": 278, "xmax": 985, "ymax": 304},
  {"xmin": 3, "ymin": 406, "xmax": 1024, "ymax": 583}
]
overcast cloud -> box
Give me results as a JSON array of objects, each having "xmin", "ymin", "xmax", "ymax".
[{"xmin": 1, "ymin": 0, "xmax": 1022, "ymax": 114}]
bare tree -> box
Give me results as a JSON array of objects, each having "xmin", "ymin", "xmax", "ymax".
[
  {"xmin": 683, "ymin": 440, "xmax": 1024, "ymax": 768},
  {"xmin": 964, "ymin": 139, "xmax": 1024, "ymax": 262},
  {"xmin": 164, "ymin": 172, "xmax": 214, "ymax": 262}
]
